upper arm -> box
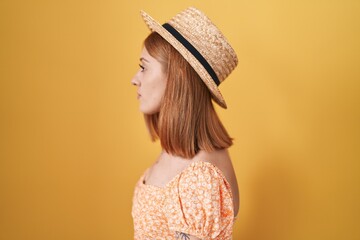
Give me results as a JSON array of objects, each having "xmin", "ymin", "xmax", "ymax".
[{"xmin": 165, "ymin": 162, "xmax": 234, "ymax": 239}]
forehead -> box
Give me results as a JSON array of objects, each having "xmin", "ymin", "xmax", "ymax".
[{"xmin": 140, "ymin": 47, "xmax": 153, "ymax": 62}]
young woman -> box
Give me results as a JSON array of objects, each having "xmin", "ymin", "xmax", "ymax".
[{"xmin": 131, "ymin": 7, "xmax": 239, "ymax": 239}]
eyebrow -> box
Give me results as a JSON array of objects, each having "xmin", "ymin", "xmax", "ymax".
[{"xmin": 140, "ymin": 57, "xmax": 149, "ymax": 63}]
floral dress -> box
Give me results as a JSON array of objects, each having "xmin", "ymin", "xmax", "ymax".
[{"xmin": 132, "ymin": 161, "xmax": 236, "ymax": 239}]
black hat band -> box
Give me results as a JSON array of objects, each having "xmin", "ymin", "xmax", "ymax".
[{"xmin": 162, "ymin": 23, "xmax": 220, "ymax": 86}]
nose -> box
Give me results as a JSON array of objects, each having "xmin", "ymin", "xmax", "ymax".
[{"xmin": 131, "ymin": 73, "xmax": 140, "ymax": 86}]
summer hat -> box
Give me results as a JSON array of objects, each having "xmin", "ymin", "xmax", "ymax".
[{"xmin": 140, "ymin": 7, "xmax": 238, "ymax": 109}]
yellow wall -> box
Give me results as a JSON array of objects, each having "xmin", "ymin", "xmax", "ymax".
[{"xmin": 0, "ymin": 0, "xmax": 359, "ymax": 239}]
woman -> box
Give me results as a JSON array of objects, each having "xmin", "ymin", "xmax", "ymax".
[{"xmin": 131, "ymin": 7, "xmax": 239, "ymax": 239}]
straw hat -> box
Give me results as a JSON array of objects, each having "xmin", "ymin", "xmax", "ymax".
[{"xmin": 140, "ymin": 7, "xmax": 238, "ymax": 109}]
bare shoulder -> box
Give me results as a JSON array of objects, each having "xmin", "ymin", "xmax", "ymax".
[
  {"xmin": 195, "ymin": 148, "xmax": 232, "ymax": 166},
  {"xmin": 194, "ymin": 148, "xmax": 235, "ymax": 183},
  {"xmin": 196, "ymin": 148, "xmax": 240, "ymax": 217}
]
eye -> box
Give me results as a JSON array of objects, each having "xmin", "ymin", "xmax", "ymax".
[{"xmin": 139, "ymin": 64, "xmax": 145, "ymax": 72}]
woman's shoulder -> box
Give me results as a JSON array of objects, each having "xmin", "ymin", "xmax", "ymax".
[
  {"xmin": 195, "ymin": 147, "xmax": 229, "ymax": 159},
  {"xmin": 188, "ymin": 148, "xmax": 236, "ymax": 197},
  {"xmin": 193, "ymin": 148, "xmax": 232, "ymax": 171},
  {"xmin": 193, "ymin": 148, "xmax": 239, "ymax": 217},
  {"xmin": 164, "ymin": 150, "xmax": 237, "ymax": 238}
]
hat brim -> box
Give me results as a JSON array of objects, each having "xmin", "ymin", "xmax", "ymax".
[{"xmin": 140, "ymin": 10, "xmax": 227, "ymax": 109}]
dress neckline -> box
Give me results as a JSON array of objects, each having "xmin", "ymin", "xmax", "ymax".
[
  {"xmin": 141, "ymin": 161, "xmax": 224, "ymax": 189},
  {"xmin": 139, "ymin": 160, "xmax": 238, "ymax": 219}
]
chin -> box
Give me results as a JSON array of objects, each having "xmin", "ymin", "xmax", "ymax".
[{"xmin": 140, "ymin": 106, "xmax": 160, "ymax": 115}]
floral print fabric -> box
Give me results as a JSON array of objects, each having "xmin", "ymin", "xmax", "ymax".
[{"xmin": 132, "ymin": 161, "xmax": 235, "ymax": 239}]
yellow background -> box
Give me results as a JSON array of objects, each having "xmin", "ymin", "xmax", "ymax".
[{"xmin": 0, "ymin": 0, "xmax": 359, "ymax": 239}]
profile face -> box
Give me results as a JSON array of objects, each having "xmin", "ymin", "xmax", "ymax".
[{"xmin": 131, "ymin": 47, "xmax": 167, "ymax": 114}]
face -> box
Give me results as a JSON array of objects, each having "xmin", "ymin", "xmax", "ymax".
[{"xmin": 131, "ymin": 47, "xmax": 167, "ymax": 114}]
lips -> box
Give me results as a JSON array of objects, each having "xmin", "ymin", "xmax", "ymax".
[{"xmin": 137, "ymin": 92, "xmax": 141, "ymax": 99}]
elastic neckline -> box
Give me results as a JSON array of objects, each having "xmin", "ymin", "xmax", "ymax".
[{"xmin": 139, "ymin": 160, "xmax": 238, "ymax": 219}]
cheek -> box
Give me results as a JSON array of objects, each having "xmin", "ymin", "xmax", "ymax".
[
  {"xmin": 148, "ymin": 76, "xmax": 167, "ymax": 101},
  {"xmin": 148, "ymin": 89, "xmax": 164, "ymax": 108},
  {"xmin": 157, "ymin": 75, "xmax": 167, "ymax": 96},
  {"xmin": 139, "ymin": 87, "xmax": 163, "ymax": 114},
  {"xmin": 139, "ymin": 70, "xmax": 167, "ymax": 114}
]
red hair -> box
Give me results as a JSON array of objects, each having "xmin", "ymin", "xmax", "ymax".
[{"xmin": 144, "ymin": 32, "xmax": 232, "ymax": 159}]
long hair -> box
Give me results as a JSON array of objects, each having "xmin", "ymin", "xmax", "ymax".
[{"xmin": 144, "ymin": 32, "xmax": 232, "ymax": 159}]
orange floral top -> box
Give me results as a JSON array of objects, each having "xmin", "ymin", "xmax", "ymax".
[{"xmin": 132, "ymin": 161, "xmax": 236, "ymax": 239}]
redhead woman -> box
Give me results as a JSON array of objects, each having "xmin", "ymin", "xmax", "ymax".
[{"xmin": 131, "ymin": 7, "xmax": 239, "ymax": 239}]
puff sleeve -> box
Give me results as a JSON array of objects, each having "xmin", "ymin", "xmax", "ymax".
[{"xmin": 164, "ymin": 162, "xmax": 234, "ymax": 239}]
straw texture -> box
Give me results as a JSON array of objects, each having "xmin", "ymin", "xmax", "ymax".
[{"xmin": 140, "ymin": 7, "xmax": 238, "ymax": 108}]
